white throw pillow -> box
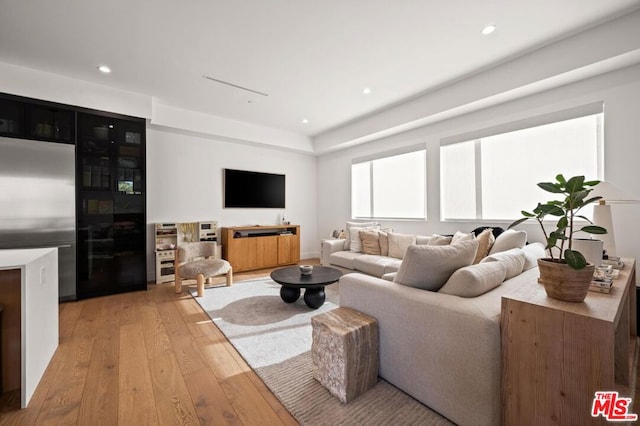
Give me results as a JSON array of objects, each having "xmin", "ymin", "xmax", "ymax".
[
  {"xmin": 488, "ymin": 229, "xmax": 527, "ymax": 255},
  {"xmin": 345, "ymin": 221, "xmax": 378, "ymax": 250},
  {"xmin": 473, "ymin": 228, "xmax": 495, "ymax": 264},
  {"xmin": 427, "ymin": 234, "xmax": 452, "ymax": 246},
  {"xmin": 480, "ymin": 248, "xmax": 526, "ymax": 279},
  {"xmin": 388, "ymin": 232, "xmax": 417, "ymax": 259},
  {"xmin": 522, "ymin": 242, "xmax": 546, "ymax": 270},
  {"xmin": 393, "ymin": 240, "xmax": 479, "ymax": 291},
  {"xmin": 451, "ymin": 231, "xmax": 474, "ymax": 244},
  {"xmin": 439, "ymin": 262, "xmax": 507, "ymax": 297}
]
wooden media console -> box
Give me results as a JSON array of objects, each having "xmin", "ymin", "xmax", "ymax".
[{"xmin": 221, "ymin": 225, "xmax": 300, "ymax": 272}]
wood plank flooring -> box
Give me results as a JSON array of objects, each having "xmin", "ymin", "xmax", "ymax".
[
  {"xmin": 0, "ymin": 261, "xmax": 317, "ymax": 425},
  {"xmin": 2, "ymin": 258, "xmax": 640, "ymax": 424}
]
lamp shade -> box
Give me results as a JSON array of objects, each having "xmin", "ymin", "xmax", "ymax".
[
  {"xmin": 590, "ymin": 181, "xmax": 640, "ymax": 204},
  {"xmin": 589, "ymin": 181, "xmax": 640, "ymax": 258}
]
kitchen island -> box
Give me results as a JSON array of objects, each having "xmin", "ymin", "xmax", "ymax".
[{"xmin": 0, "ymin": 247, "xmax": 58, "ymax": 408}]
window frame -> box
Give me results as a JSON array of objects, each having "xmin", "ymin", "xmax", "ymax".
[
  {"xmin": 351, "ymin": 145, "xmax": 427, "ymax": 220},
  {"xmin": 439, "ymin": 103, "xmax": 604, "ymax": 222}
]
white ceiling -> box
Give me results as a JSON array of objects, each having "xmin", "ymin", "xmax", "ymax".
[{"xmin": 1, "ymin": 0, "xmax": 639, "ymax": 138}]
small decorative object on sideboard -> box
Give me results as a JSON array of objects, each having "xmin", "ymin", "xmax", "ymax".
[
  {"xmin": 299, "ymin": 265, "xmax": 313, "ymax": 276},
  {"xmin": 509, "ymin": 174, "xmax": 608, "ymax": 302}
]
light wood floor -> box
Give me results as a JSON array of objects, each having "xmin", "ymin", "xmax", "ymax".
[
  {"xmin": 2, "ymin": 259, "xmax": 640, "ymax": 424},
  {"xmin": 0, "ymin": 260, "xmax": 322, "ymax": 426}
]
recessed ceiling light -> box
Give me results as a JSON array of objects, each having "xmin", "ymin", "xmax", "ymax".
[
  {"xmin": 97, "ymin": 65, "xmax": 111, "ymax": 73},
  {"xmin": 302, "ymin": 118, "xmax": 309, "ymax": 124},
  {"xmin": 362, "ymin": 87, "xmax": 372, "ymax": 95},
  {"xmin": 481, "ymin": 24, "xmax": 496, "ymax": 35}
]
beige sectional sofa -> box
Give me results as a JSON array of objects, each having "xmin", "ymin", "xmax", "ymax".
[{"xmin": 326, "ymin": 224, "xmax": 545, "ymax": 426}]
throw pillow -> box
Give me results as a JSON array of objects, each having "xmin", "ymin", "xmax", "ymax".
[
  {"xmin": 451, "ymin": 231, "xmax": 474, "ymax": 244},
  {"xmin": 378, "ymin": 231, "xmax": 390, "ymax": 256},
  {"xmin": 388, "ymin": 232, "xmax": 417, "ymax": 258},
  {"xmin": 360, "ymin": 229, "xmax": 381, "ymax": 255},
  {"xmin": 345, "ymin": 221, "xmax": 378, "ymax": 250},
  {"xmin": 522, "ymin": 242, "xmax": 546, "ymax": 270},
  {"xmin": 427, "ymin": 234, "xmax": 453, "ymax": 246},
  {"xmin": 472, "ymin": 228, "xmax": 495, "ymax": 264},
  {"xmin": 480, "ymin": 248, "xmax": 526, "ymax": 279},
  {"xmin": 393, "ymin": 240, "xmax": 479, "ymax": 291},
  {"xmin": 349, "ymin": 225, "xmax": 380, "ymax": 253},
  {"xmin": 472, "ymin": 226, "xmax": 505, "ymax": 240},
  {"xmin": 439, "ymin": 262, "xmax": 507, "ymax": 297},
  {"xmin": 488, "ymin": 229, "xmax": 527, "ymax": 255}
]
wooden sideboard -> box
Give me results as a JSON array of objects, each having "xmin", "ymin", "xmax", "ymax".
[
  {"xmin": 221, "ymin": 225, "xmax": 300, "ymax": 272},
  {"xmin": 501, "ymin": 258, "xmax": 637, "ymax": 424}
]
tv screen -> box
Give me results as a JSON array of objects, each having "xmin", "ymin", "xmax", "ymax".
[{"xmin": 224, "ymin": 168, "xmax": 285, "ymax": 208}]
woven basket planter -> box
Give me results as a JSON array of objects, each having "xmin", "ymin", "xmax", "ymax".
[{"xmin": 537, "ymin": 258, "xmax": 595, "ymax": 302}]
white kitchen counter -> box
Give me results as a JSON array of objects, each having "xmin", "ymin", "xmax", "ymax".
[{"xmin": 0, "ymin": 247, "xmax": 58, "ymax": 408}]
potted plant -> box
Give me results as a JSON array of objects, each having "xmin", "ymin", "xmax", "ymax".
[{"xmin": 509, "ymin": 174, "xmax": 607, "ymax": 302}]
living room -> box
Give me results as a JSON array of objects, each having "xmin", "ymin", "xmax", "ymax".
[{"xmin": 2, "ymin": 1, "xmax": 640, "ymax": 425}]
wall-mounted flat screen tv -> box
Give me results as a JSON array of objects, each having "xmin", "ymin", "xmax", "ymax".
[{"xmin": 223, "ymin": 168, "xmax": 285, "ymax": 208}]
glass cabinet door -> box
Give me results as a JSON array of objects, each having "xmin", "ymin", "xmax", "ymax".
[
  {"xmin": 76, "ymin": 112, "xmax": 146, "ymax": 298},
  {"xmin": 0, "ymin": 98, "xmax": 24, "ymax": 138}
]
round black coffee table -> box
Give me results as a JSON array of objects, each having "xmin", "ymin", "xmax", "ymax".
[{"xmin": 270, "ymin": 265, "xmax": 342, "ymax": 309}]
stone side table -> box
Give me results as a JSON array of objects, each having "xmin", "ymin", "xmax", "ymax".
[{"xmin": 311, "ymin": 307, "xmax": 379, "ymax": 403}]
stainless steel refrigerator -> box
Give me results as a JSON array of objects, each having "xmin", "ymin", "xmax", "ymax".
[{"xmin": 0, "ymin": 136, "xmax": 76, "ymax": 300}]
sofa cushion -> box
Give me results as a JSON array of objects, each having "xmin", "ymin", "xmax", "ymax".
[
  {"xmin": 488, "ymin": 229, "xmax": 527, "ymax": 255},
  {"xmin": 393, "ymin": 240, "xmax": 479, "ymax": 291},
  {"xmin": 354, "ymin": 255, "xmax": 401, "ymax": 277},
  {"xmin": 329, "ymin": 251, "xmax": 361, "ymax": 270},
  {"xmin": 480, "ymin": 248, "xmax": 526, "ymax": 279},
  {"xmin": 473, "ymin": 228, "xmax": 495, "ymax": 264},
  {"xmin": 439, "ymin": 262, "xmax": 507, "ymax": 297},
  {"xmin": 360, "ymin": 230, "xmax": 381, "ymax": 255},
  {"xmin": 381, "ymin": 272, "xmax": 396, "ymax": 281},
  {"xmin": 427, "ymin": 234, "xmax": 452, "ymax": 245},
  {"xmin": 345, "ymin": 221, "xmax": 378, "ymax": 250},
  {"xmin": 388, "ymin": 232, "xmax": 417, "ymax": 259},
  {"xmin": 378, "ymin": 231, "xmax": 390, "ymax": 256},
  {"xmin": 451, "ymin": 231, "xmax": 474, "ymax": 244},
  {"xmin": 522, "ymin": 242, "xmax": 546, "ymax": 270},
  {"xmin": 383, "ymin": 258, "xmax": 403, "ymax": 274}
]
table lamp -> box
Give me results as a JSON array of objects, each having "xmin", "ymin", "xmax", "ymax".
[{"xmin": 589, "ymin": 181, "xmax": 640, "ymax": 258}]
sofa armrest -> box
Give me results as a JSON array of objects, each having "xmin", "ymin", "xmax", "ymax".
[{"xmin": 320, "ymin": 238, "xmax": 347, "ymax": 266}]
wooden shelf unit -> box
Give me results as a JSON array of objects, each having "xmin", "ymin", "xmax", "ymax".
[
  {"xmin": 221, "ymin": 225, "xmax": 300, "ymax": 272},
  {"xmin": 501, "ymin": 258, "xmax": 637, "ymax": 425}
]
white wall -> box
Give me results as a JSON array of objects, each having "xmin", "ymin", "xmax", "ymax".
[
  {"xmin": 318, "ymin": 63, "xmax": 640, "ymax": 265},
  {"xmin": 146, "ymin": 126, "xmax": 318, "ymax": 278}
]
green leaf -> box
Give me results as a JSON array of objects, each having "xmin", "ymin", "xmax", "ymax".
[
  {"xmin": 508, "ymin": 217, "xmax": 530, "ymax": 229},
  {"xmin": 575, "ymin": 214, "xmax": 592, "ymax": 223},
  {"xmin": 579, "ymin": 225, "xmax": 608, "ymax": 234},
  {"xmin": 538, "ymin": 182, "xmax": 564, "ymax": 193},
  {"xmin": 582, "ymin": 196, "xmax": 602, "ymax": 206},
  {"xmin": 584, "ymin": 180, "xmax": 600, "ymax": 187},
  {"xmin": 565, "ymin": 176, "xmax": 585, "ymax": 193},
  {"xmin": 556, "ymin": 174, "xmax": 567, "ymax": 184},
  {"xmin": 539, "ymin": 204, "xmax": 564, "ymax": 216},
  {"xmin": 556, "ymin": 216, "xmax": 568, "ymax": 229},
  {"xmin": 521, "ymin": 211, "xmax": 535, "ymax": 218},
  {"xmin": 565, "ymin": 249, "xmax": 588, "ymax": 269}
]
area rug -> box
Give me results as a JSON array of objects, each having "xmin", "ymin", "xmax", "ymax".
[{"xmin": 192, "ymin": 278, "xmax": 453, "ymax": 425}]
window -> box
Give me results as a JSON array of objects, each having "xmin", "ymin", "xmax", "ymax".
[
  {"xmin": 440, "ymin": 104, "xmax": 603, "ymax": 221},
  {"xmin": 352, "ymin": 148, "xmax": 426, "ymax": 219}
]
